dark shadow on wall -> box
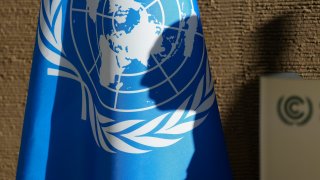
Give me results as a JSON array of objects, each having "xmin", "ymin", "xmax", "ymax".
[{"xmin": 223, "ymin": 14, "xmax": 295, "ymax": 179}]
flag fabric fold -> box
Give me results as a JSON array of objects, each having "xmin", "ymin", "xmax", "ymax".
[{"xmin": 17, "ymin": 0, "xmax": 232, "ymax": 179}]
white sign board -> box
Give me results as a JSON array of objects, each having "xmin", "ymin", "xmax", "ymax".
[{"xmin": 260, "ymin": 74, "xmax": 320, "ymax": 180}]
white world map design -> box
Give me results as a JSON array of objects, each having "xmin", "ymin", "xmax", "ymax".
[
  {"xmin": 87, "ymin": 0, "xmax": 197, "ymax": 92},
  {"xmin": 38, "ymin": 0, "xmax": 216, "ymax": 153},
  {"xmin": 70, "ymin": 0, "xmax": 202, "ymax": 112}
]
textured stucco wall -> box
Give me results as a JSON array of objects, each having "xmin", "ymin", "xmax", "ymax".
[{"xmin": 1, "ymin": 0, "xmax": 320, "ymax": 179}]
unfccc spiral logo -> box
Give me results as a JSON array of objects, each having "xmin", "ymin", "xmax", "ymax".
[{"xmin": 277, "ymin": 96, "xmax": 313, "ymax": 126}]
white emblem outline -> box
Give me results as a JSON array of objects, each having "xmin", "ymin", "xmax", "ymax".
[
  {"xmin": 38, "ymin": 0, "xmax": 216, "ymax": 154},
  {"xmin": 70, "ymin": 0, "xmax": 206, "ymax": 112}
]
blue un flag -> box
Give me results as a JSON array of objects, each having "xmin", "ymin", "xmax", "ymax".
[{"xmin": 17, "ymin": 0, "xmax": 232, "ymax": 179}]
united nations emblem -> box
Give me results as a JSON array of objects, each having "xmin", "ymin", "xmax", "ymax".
[{"xmin": 38, "ymin": 0, "xmax": 215, "ymax": 153}]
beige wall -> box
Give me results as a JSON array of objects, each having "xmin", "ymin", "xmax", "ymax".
[{"xmin": 1, "ymin": 0, "xmax": 320, "ymax": 179}]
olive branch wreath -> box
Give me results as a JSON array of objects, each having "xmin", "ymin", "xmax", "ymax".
[{"xmin": 37, "ymin": 0, "xmax": 216, "ymax": 154}]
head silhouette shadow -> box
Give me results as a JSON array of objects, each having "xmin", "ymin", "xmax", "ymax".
[
  {"xmin": 140, "ymin": 16, "xmax": 199, "ymax": 111},
  {"xmin": 140, "ymin": 15, "xmax": 232, "ymax": 180},
  {"xmin": 223, "ymin": 14, "xmax": 295, "ymax": 179}
]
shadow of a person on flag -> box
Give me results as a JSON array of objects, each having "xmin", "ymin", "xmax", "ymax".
[
  {"xmin": 42, "ymin": 4, "xmax": 231, "ymax": 180},
  {"xmin": 141, "ymin": 15, "xmax": 232, "ymax": 180}
]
